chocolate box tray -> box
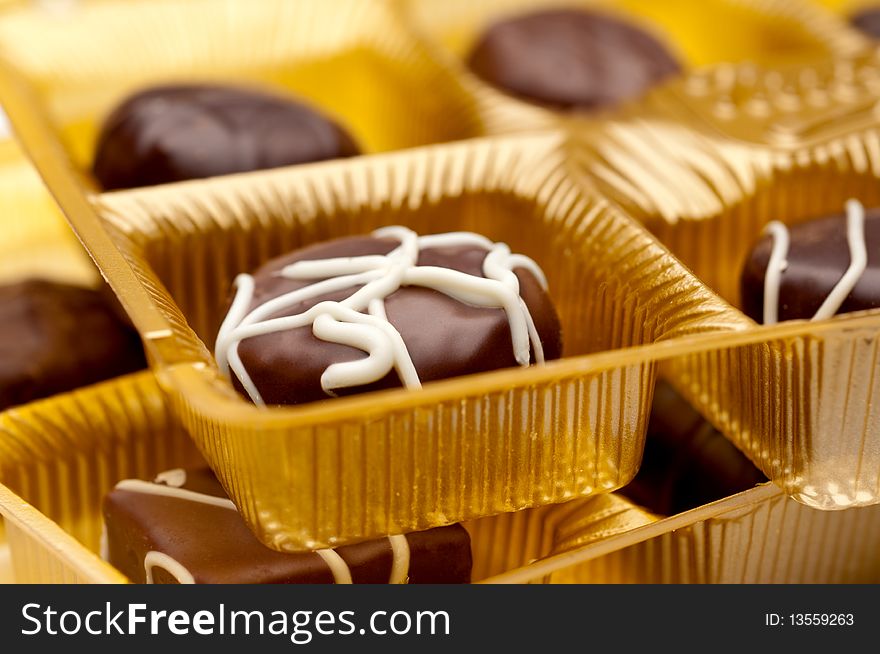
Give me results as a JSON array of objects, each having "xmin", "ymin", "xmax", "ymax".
[
  {"xmin": 2, "ymin": 369, "xmax": 877, "ymax": 584},
  {"xmin": 86, "ymin": 133, "xmax": 744, "ymax": 551},
  {"xmin": 2, "ymin": 0, "xmax": 880, "ymax": 552}
]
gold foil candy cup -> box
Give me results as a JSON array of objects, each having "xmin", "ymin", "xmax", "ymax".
[
  {"xmin": 568, "ymin": 58, "xmax": 880, "ymax": 509},
  {"xmin": 0, "ymin": 371, "xmax": 205, "ymax": 584},
  {"xmin": 483, "ymin": 483, "xmax": 880, "ymax": 583},
  {"xmin": 0, "ymin": 371, "xmax": 646, "ymax": 584},
  {"xmin": 76, "ymin": 132, "xmax": 744, "ymax": 551},
  {"xmin": 0, "ymin": 0, "xmax": 484, "ymax": 190},
  {"xmin": 464, "ymin": 494, "xmax": 657, "ymax": 581},
  {"xmin": 398, "ymin": 0, "xmax": 867, "ymax": 135}
]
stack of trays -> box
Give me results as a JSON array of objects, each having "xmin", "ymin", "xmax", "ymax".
[{"xmin": 0, "ymin": 0, "xmax": 879, "ymax": 583}]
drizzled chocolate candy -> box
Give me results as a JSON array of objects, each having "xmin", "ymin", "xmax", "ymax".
[
  {"xmin": 620, "ymin": 381, "xmax": 766, "ymax": 516},
  {"xmin": 0, "ymin": 279, "xmax": 145, "ymax": 410},
  {"xmin": 214, "ymin": 226, "xmax": 563, "ymax": 406},
  {"xmin": 92, "ymin": 84, "xmax": 360, "ymax": 190},
  {"xmin": 466, "ymin": 8, "xmax": 682, "ymax": 111},
  {"xmin": 103, "ymin": 466, "xmax": 472, "ymax": 584},
  {"xmin": 741, "ymin": 200, "xmax": 880, "ymax": 324}
]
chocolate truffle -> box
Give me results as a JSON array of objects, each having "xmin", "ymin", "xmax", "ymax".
[
  {"xmin": 103, "ymin": 467, "xmax": 472, "ymax": 584},
  {"xmin": 620, "ymin": 381, "xmax": 766, "ymax": 516},
  {"xmin": 850, "ymin": 7, "xmax": 880, "ymax": 38},
  {"xmin": 740, "ymin": 200, "xmax": 880, "ymax": 324},
  {"xmin": 92, "ymin": 84, "xmax": 360, "ymax": 190},
  {"xmin": 0, "ymin": 279, "xmax": 146, "ymax": 411},
  {"xmin": 214, "ymin": 226, "xmax": 563, "ymax": 406},
  {"xmin": 466, "ymin": 8, "xmax": 682, "ymax": 110}
]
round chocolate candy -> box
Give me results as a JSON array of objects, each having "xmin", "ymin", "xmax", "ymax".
[
  {"xmin": 0, "ymin": 279, "xmax": 146, "ymax": 410},
  {"xmin": 741, "ymin": 202, "xmax": 880, "ymax": 324},
  {"xmin": 92, "ymin": 84, "xmax": 361, "ymax": 190},
  {"xmin": 466, "ymin": 8, "xmax": 682, "ymax": 110},
  {"xmin": 214, "ymin": 226, "xmax": 563, "ymax": 406}
]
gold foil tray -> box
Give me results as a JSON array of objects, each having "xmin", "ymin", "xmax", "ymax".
[
  {"xmin": 484, "ymin": 482, "xmax": 880, "ymax": 583},
  {"xmin": 399, "ymin": 0, "xmax": 868, "ymax": 135},
  {"xmin": 5, "ymin": 372, "xmax": 866, "ymax": 584},
  {"xmin": 566, "ymin": 55, "xmax": 880, "ymax": 509},
  {"xmin": 83, "ymin": 133, "xmax": 743, "ymax": 551},
  {"xmin": 0, "ymin": 0, "xmax": 483, "ymax": 188},
  {"xmin": 0, "ymin": 371, "xmax": 654, "ymax": 584}
]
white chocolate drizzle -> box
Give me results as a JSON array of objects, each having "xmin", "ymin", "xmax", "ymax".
[
  {"xmin": 144, "ymin": 551, "xmax": 196, "ymax": 585},
  {"xmin": 155, "ymin": 468, "xmax": 187, "ymax": 487},
  {"xmin": 387, "ymin": 534, "xmax": 411, "ymax": 584},
  {"xmin": 108, "ymin": 471, "xmax": 413, "ymax": 585},
  {"xmin": 315, "ymin": 550, "xmax": 353, "ymax": 584},
  {"xmin": 762, "ymin": 199, "xmax": 868, "ymax": 324},
  {"xmin": 214, "ymin": 226, "xmax": 548, "ymax": 406}
]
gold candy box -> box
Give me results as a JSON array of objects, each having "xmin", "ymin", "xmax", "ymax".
[{"xmin": 0, "ymin": 0, "xmax": 878, "ymax": 578}]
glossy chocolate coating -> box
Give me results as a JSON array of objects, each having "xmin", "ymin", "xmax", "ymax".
[
  {"xmin": 466, "ymin": 9, "xmax": 682, "ymax": 110},
  {"xmin": 104, "ymin": 467, "xmax": 472, "ymax": 584},
  {"xmin": 850, "ymin": 8, "xmax": 880, "ymax": 38},
  {"xmin": 740, "ymin": 210, "xmax": 880, "ymax": 323},
  {"xmin": 92, "ymin": 84, "xmax": 361, "ymax": 190},
  {"xmin": 0, "ymin": 279, "xmax": 146, "ymax": 411},
  {"xmin": 620, "ymin": 381, "xmax": 766, "ymax": 516},
  {"xmin": 231, "ymin": 235, "xmax": 563, "ymax": 406}
]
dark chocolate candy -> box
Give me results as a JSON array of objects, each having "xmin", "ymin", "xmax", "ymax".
[
  {"xmin": 740, "ymin": 209, "xmax": 880, "ymax": 323},
  {"xmin": 223, "ymin": 233, "xmax": 563, "ymax": 406},
  {"xmin": 92, "ymin": 84, "xmax": 360, "ymax": 190},
  {"xmin": 850, "ymin": 7, "xmax": 880, "ymax": 38},
  {"xmin": 103, "ymin": 467, "xmax": 472, "ymax": 584},
  {"xmin": 466, "ymin": 8, "xmax": 682, "ymax": 110},
  {"xmin": 620, "ymin": 381, "xmax": 766, "ymax": 516},
  {"xmin": 0, "ymin": 279, "xmax": 146, "ymax": 411}
]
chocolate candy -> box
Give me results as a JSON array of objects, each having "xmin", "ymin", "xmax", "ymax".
[
  {"xmin": 92, "ymin": 84, "xmax": 361, "ymax": 190},
  {"xmin": 741, "ymin": 201, "xmax": 880, "ymax": 324},
  {"xmin": 103, "ymin": 467, "xmax": 472, "ymax": 584},
  {"xmin": 620, "ymin": 381, "xmax": 766, "ymax": 516},
  {"xmin": 850, "ymin": 7, "xmax": 880, "ymax": 38},
  {"xmin": 214, "ymin": 226, "xmax": 563, "ymax": 406},
  {"xmin": 0, "ymin": 279, "xmax": 146, "ymax": 411},
  {"xmin": 466, "ymin": 8, "xmax": 682, "ymax": 110}
]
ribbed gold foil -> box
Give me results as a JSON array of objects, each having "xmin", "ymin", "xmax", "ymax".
[
  {"xmin": 0, "ymin": 372, "xmax": 204, "ymax": 584},
  {"xmin": 80, "ymin": 134, "xmax": 745, "ymax": 551},
  {"xmin": 0, "ymin": 373, "xmax": 653, "ymax": 583},
  {"xmin": 565, "ymin": 55, "xmax": 880, "ymax": 509},
  {"xmin": 0, "ymin": 0, "xmax": 483, "ymax": 186},
  {"xmin": 1, "ymin": 369, "xmax": 873, "ymax": 584},
  {"xmin": 483, "ymin": 483, "xmax": 880, "ymax": 583},
  {"xmin": 398, "ymin": 0, "xmax": 868, "ymax": 135},
  {"xmin": 464, "ymin": 495, "xmax": 657, "ymax": 581}
]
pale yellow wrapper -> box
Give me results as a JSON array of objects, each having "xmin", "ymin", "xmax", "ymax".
[{"xmin": 0, "ymin": 0, "xmax": 484, "ymax": 187}]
